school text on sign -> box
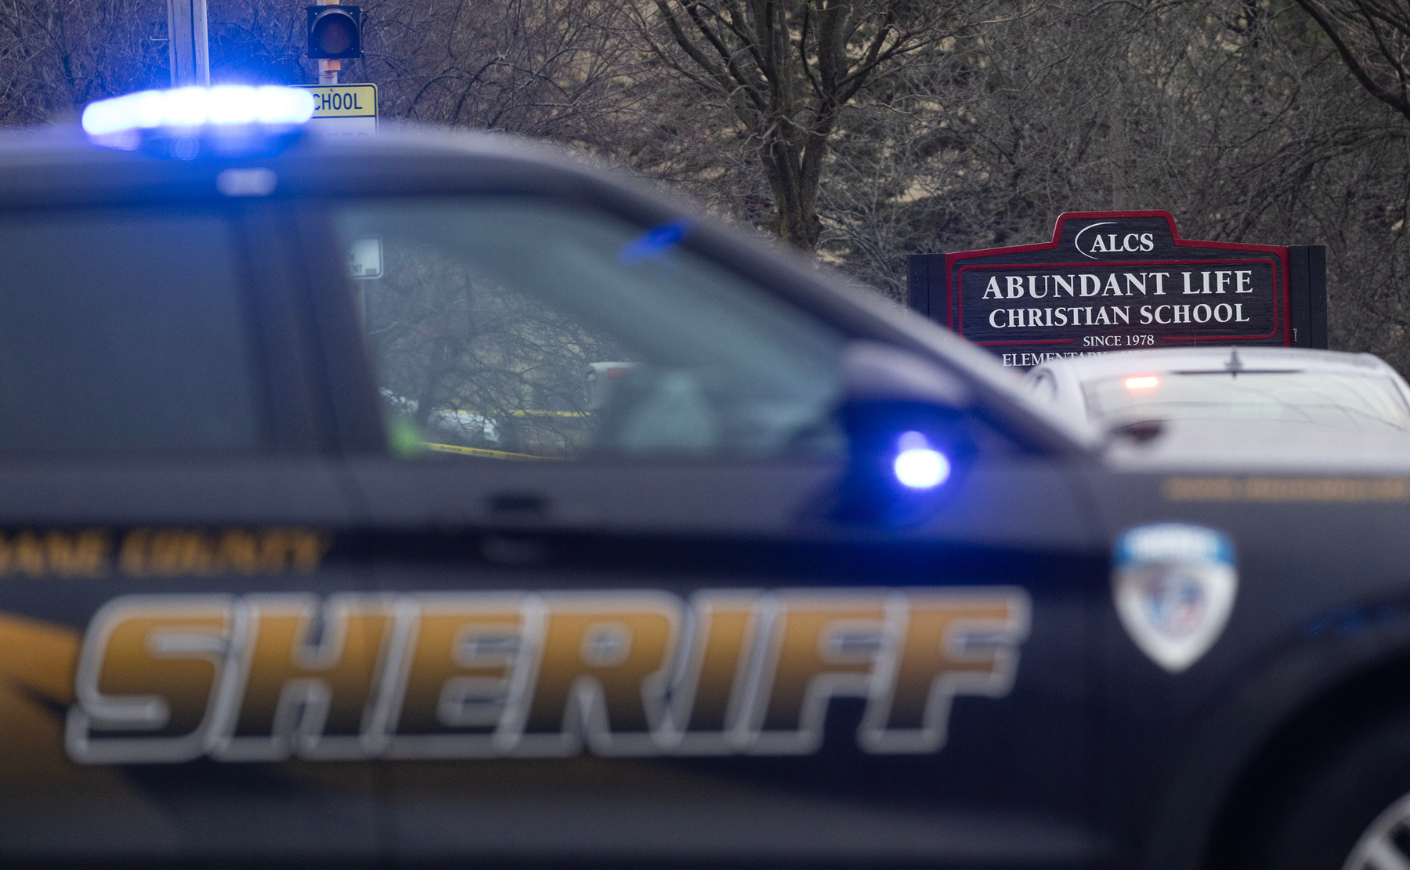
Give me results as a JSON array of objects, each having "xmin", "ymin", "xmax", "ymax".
[
  {"xmin": 294, "ymin": 84, "xmax": 377, "ymax": 137},
  {"xmin": 906, "ymin": 211, "xmax": 1326, "ymax": 367}
]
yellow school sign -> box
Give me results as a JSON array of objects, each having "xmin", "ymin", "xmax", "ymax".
[{"xmin": 295, "ymin": 84, "xmax": 377, "ymax": 136}]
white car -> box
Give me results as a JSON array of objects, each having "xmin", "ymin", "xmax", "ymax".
[{"xmin": 1025, "ymin": 347, "xmax": 1410, "ymax": 454}]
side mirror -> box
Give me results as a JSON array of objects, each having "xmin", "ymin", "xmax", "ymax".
[
  {"xmin": 840, "ymin": 341, "xmax": 971, "ymax": 408},
  {"xmin": 828, "ymin": 342, "xmax": 974, "ymax": 525}
]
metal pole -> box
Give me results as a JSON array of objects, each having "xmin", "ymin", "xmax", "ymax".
[
  {"xmin": 319, "ymin": 0, "xmax": 340, "ymax": 85},
  {"xmin": 167, "ymin": 0, "xmax": 210, "ymax": 87}
]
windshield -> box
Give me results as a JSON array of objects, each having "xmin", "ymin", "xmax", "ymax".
[{"xmin": 1082, "ymin": 371, "xmax": 1410, "ymax": 433}]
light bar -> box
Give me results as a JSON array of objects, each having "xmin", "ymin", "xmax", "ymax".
[
  {"xmin": 1125, "ymin": 375, "xmax": 1159, "ymax": 391},
  {"xmin": 82, "ymin": 86, "xmax": 315, "ymax": 152}
]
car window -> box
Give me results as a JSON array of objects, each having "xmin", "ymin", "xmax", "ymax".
[
  {"xmin": 331, "ymin": 197, "xmax": 846, "ymax": 460},
  {"xmin": 0, "ymin": 207, "xmax": 264, "ymax": 454},
  {"xmin": 1082, "ymin": 371, "xmax": 1410, "ymax": 432}
]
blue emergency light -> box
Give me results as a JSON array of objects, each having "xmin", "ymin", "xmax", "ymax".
[
  {"xmin": 81, "ymin": 86, "xmax": 315, "ymax": 155},
  {"xmin": 892, "ymin": 430, "xmax": 950, "ymax": 490}
]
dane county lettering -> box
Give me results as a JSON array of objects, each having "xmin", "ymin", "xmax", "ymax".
[{"xmin": 961, "ymin": 262, "xmax": 1274, "ymax": 346}]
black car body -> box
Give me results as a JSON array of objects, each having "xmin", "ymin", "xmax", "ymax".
[{"xmin": 0, "ymin": 112, "xmax": 1401, "ymax": 870}]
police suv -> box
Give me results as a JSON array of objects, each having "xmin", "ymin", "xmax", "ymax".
[{"xmin": 0, "ymin": 86, "xmax": 1399, "ymax": 870}]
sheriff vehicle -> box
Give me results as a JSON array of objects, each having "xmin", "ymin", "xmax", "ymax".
[{"xmin": 0, "ymin": 85, "xmax": 1402, "ymax": 870}]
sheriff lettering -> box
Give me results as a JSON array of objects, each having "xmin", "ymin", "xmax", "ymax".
[{"xmin": 65, "ymin": 587, "xmax": 1029, "ymax": 764}]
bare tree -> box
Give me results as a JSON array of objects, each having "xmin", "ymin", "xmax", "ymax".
[
  {"xmin": 634, "ymin": 0, "xmax": 1001, "ymax": 250},
  {"xmin": 1291, "ymin": 0, "xmax": 1410, "ymax": 123},
  {"xmin": 358, "ymin": 0, "xmax": 646, "ymax": 150},
  {"xmin": 0, "ymin": 0, "xmax": 166, "ymax": 123}
]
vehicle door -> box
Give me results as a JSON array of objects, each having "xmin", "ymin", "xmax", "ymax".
[
  {"xmin": 299, "ymin": 187, "xmax": 1109, "ymax": 868},
  {"xmin": 0, "ymin": 195, "xmax": 381, "ymax": 865},
  {"xmin": 1081, "ymin": 446, "xmax": 1410, "ymax": 870}
]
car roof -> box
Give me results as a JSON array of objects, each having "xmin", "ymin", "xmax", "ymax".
[
  {"xmin": 1034, "ymin": 346, "xmax": 1396, "ymax": 379},
  {"xmin": 0, "ymin": 121, "xmax": 631, "ymax": 204},
  {"xmin": 0, "ymin": 120, "xmax": 1099, "ymax": 458}
]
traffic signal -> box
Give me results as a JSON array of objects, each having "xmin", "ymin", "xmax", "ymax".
[{"xmin": 306, "ymin": 6, "xmax": 362, "ymax": 59}]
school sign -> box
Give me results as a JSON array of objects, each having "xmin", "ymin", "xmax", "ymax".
[{"xmin": 906, "ymin": 211, "xmax": 1326, "ymax": 367}]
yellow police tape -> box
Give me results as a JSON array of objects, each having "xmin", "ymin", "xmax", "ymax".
[
  {"xmin": 497, "ymin": 410, "xmax": 585, "ymax": 418},
  {"xmin": 422, "ymin": 442, "xmax": 554, "ymax": 460},
  {"xmin": 439, "ymin": 409, "xmax": 585, "ymax": 419}
]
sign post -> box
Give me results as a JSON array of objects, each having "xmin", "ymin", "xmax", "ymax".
[
  {"xmin": 167, "ymin": 0, "xmax": 210, "ymax": 87},
  {"xmin": 906, "ymin": 211, "xmax": 1326, "ymax": 368}
]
